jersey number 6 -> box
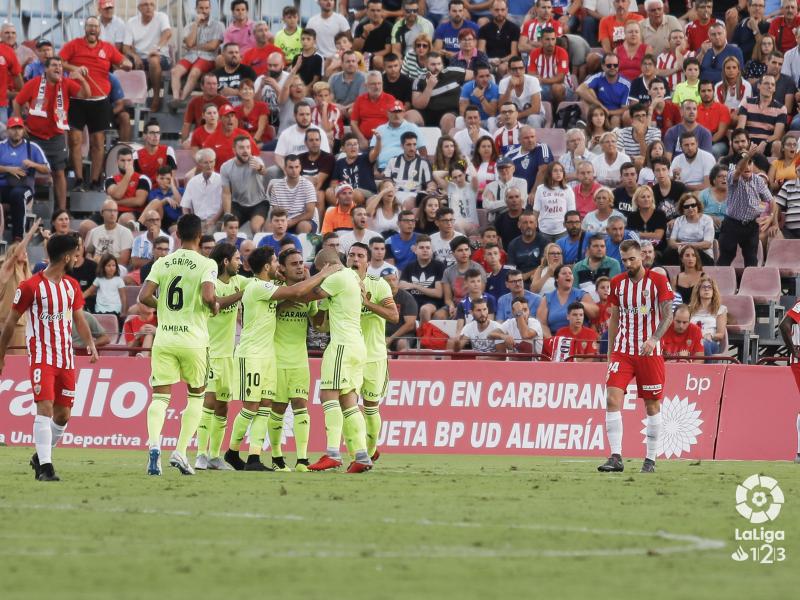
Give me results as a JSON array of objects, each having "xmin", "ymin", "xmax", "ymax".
[{"xmin": 167, "ymin": 276, "xmax": 184, "ymax": 311}]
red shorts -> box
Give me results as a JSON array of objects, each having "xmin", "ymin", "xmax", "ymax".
[
  {"xmin": 791, "ymin": 362, "xmax": 800, "ymax": 392},
  {"xmin": 178, "ymin": 58, "xmax": 215, "ymax": 73},
  {"xmin": 605, "ymin": 352, "xmax": 665, "ymax": 401},
  {"xmin": 30, "ymin": 363, "xmax": 77, "ymax": 407}
]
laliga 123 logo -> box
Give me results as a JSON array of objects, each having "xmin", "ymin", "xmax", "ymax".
[
  {"xmin": 640, "ymin": 396, "xmax": 703, "ymax": 458},
  {"xmin": 735, "ymin": 474, "xmax": 784, "ymax": 523}
]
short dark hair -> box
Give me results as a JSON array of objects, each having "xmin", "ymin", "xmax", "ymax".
[
  {"xmin": 305, "ymin": 128, "xmax": 322, "ymax": 141},
  {"xmin": 628, "ymin": 102, "xmax": 647, "ymax": 117},
  {"xmin": 449, "ymin": 235, "xmax": 471, "ymax": 252},
  {"xmin": 278, "ymin": 247, "xmax": 303, "ymax": 265},
  {"xmin": 210, "ymin": 242, "xmax": 238, "ymax": 270},
  {"xmin": 464, "ymin": 268, "xmax": 482, "ymax": 280},
  {"xmin": 679, "ymin": 131, "xmax": 697, "ymax": 144},
  {"xmin": 200, "ymin": 234, "xmax": 215, "ymax": 245},
  {"xmin": 464, "ymin": 105, "xmax": 481, "ymax": 116},
  {"xmin": 157, "ymin": 166, "xmax": 172, "ymax": 177},
  {"xmin": 249, "ymin": 246, "xmax": 275, "ymax": 275},
  {"xmin": 651, "ymin": 156, "xmax": 671, "ymax": 169},
  {"xmin": 564, "ymin": 210, "xmax": 580, "ymax": 222},
  {"xmin": 294, "ymin": 102, "xmax": 311, "ymax": 115},
  {"xmin": 270, "ymin": 207, "xmax": 288, "ymax": 219},
  {"xmin": 730, "ymin": 128, "xmax": 749, "ymax": 141},
  {"xmin": 231, "ymin": 0, "xmax": 248, "ymax": 10},
  {"xmin": 698, "ymin": 79, "xmax": 715, "ymax": 90},
  {"xmin": 285, "ymin": 154, "xmax": 301, "ymax": 166},
  {"xmin": 177, "ymin": 214, "xmax": 203, "ymax": 242},
  {"xmin": 435, "ymin": 207, "xmax": 454, "ymax": 219},
  {"xmin": 511, "ymin": 296, "xmax": 528, "ymax": 307},
  {"xmin": 505, "ymin": 268, "xmax": 522, "ymax": 281},
  {"xmin": 46, "ymin": 233, "xmax": 79, "ymax": 265},
  {"xmin": 118, "ymin": 147, "xmax": 133, "ymax": 158},
  {"xmin": 144, "ymin": 118, "xmax": 160, "ymax": 132},
  {"xmin": 301, "ymin": 27, "xmax": 317, "ymax": 39},
  {"xmin": 619, "ymin": 239, "xmax": 641, "ymax": 253},
  {"xmin": 369, "ymin": 236, "xmax": 386, "ymax": 246},
  {"xmin": 44, "ymin": 56, "xmax": 62, "ymax": 68},
  {"xmin": 416, "ymin": 234, "xmax": 431, "ymax": 244},
  {"xmin": 588, "ymin": 233, "xmax": 606, "ymax": 246},
  {"xmin": 342, "ymin": 132, "xmax": 360, "ymax": 145},
  {"xmin": 384, "ymin": 52, "xmax": 400, "ymax": 63},
  {"xmin": 620, "ymin": 162, "xmax": 637, "ymax": 173},
  {"xmin": 282, "ymin": 5, "xmax": 298, "ymax": 16},
  {"xmin": 567, "ymin": 301, "xmax": 585, "ymax": 314},
  {"xmin": 233, "ymin": 135, "xmax": 251, "ymax": 147},
  {"xmin": 471, "ymin": 297, "xmax": 488, "ymax": 310},
  {"xmin": 401, "ymin": 131, "xmax": 418, "ymax": 144},
  {"xmin": 350, "ymin": 241, "xmax": 372, "ymax": 260},
  {"xmin": 223, "ymin": 213, "xmax": 239, "ymax": 226},
  {"xmin": 683, "ymin": 57, "xmax": 700, "ymax": 70},
  {"xmin": 153, "ymin": 236, "xmax": 170, "ymax": 248}
]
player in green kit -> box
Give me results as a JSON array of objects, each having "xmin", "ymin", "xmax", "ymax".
[
  {"xmin": 194, "ymin": 243, "xmax": 251, "ymax": 471},
  {"xmin": 140, "ymin": 214, "xmax": 219, "ymax": 476},
  {"xmin": 268, "ymin": 248, "xmax": 318, "ymax": 472},
  {"xmin": 346, "ymin": 243, "xmax": 398, "ymax": 460},
  {"xmin": 308, "ymin": 247, "xmax": 378, "ymax": 473},
  {"xmin": 223, "ymin": 246, "xmax": 342, "ymax": 471}
]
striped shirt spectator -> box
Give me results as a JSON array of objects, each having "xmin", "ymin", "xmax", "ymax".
[
  {"xmin": 528, "ymin": 46, "xmax": 570, "ymax": 79},
  {"xmin": 776, "ymin": 179, "xmax": 800, "ymax": 235},
  {"xmin": 383, "ymin": 152, "xmax": 431, "ymax": 197},
  {"xmin": 725, "ymin": 163, "xmax": 771, "ymax": 222},
  {"xmin": 736, "ymin": 80, "xmax": 787, "ymax": 146}
]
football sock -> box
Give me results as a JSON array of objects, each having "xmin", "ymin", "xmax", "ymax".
[
  {"xmin": 176, "ymin": 392, "xmax": 204, "ymax": 456},
  {"xmin": 796, "ymin": 413, "xmax": 800, "ymax": 454},
  {"xmin": 50, "ymin": 421, "xmax": 66, "ymax": 448},
  {"xmin": 248, "ymin": 407, "xmax": 270, "ymax": 455},
  {"xmin": 268, "ymin": 411, "xmax": 284, "ymax": 457},
  {"xmin": 343, "ymin": 406, "xmax": 369, "ymax": 463},
  {"xmin": 322, "ymin": 400, "xmax": 343, "ymax": 459},
  {"xmin": 209, "ymin": 415, "xmax": 227, "ymax": 459},
  {"xmin": 293, "ymin": 408, "xmax": 310, "ymax": 460},
  {"xmin": 33, "ymin": 415, "xmax": 53, "ymax": 465},
  {"xmin": 195, "ymin": 407, "xmax": 215, "ymax": 455},
  {"xmin": 364, "ymin": 406, "xmax": 381, "ymax": 456},
  {"xmin": 146, "ymin": 393, "xmax": 170, "ymax": 450},
  {"xmin": 645, "ymin": 413, "xmax": 661, "ymax": 461},
  {"xmin": 229, "ymin": 408, "xmax": 256, "ymax": 452},
  {"xmin": 605, "ymin": 411, "xmax": 623, "ymax": 456}
]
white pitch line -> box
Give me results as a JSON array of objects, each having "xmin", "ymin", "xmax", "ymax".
[{"xmin": 0, "ymin": 502, "xmax": 725, "ymax": 558}]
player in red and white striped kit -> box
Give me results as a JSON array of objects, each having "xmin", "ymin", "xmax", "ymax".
[
  {"xmin": 0, "ymin": 234, "xmax": 98, "ymax": 481},
  {"xmin": 599, "ymin": 240, "xmax": 674, "ymax": 474},
  {"xmin": 778, "ymin": 303, "xmax": 800, "ymax": 463}
]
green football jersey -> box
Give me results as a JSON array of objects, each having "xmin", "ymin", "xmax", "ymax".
[
  {"xmin": 275, "ymin": 296, "xmax": 318, "ymax": 368},
  {"xmin": 319, "ymin": 268, "xmax": 365, "ymax": 348},
  {"xmin": 208, "ymin": 275, "xmax": 251, "ymax": 359},
  {"xmin": 235, "ymin": 278, "xmax": 279, "ymax": 359},
  {"xmin": 361, "ymin": 275, "xmax": 392, "ymax": 361},
  {"xmin": 146, "ymin": 249, "xmax": 217, "ymax": 349}
]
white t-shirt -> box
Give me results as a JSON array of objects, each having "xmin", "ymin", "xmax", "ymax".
[
  {"xmin": 367, "ymin": 261, "xmax": 396, "ymax": 277},
  {"xmin": 691, "ymin": 305, "xmax": 727, "ymax": 337},
  {"xmin": 581, "ymin": 208, "xmax": 625, "ymax": 233},
  {"xmin": 670, "ymin": 149, "xmax": 716, "ymax": 187},
  {"xmin": 275, "ymin": 124, "xmax": 330, "ymax": 157},
  {"xmin": 338, "ymin": 228, "xmax": 382, "ymax": 255},
  {"xmin": 447, "ymin": 183, "xmax": 479, "ymax": 226},
  {"xmin": 430, "ymin": 231, "xmax": 465, "ymax": 266},
  {"xmin": 591, "ymin": 151, "xmax": 631, "ymax": 187},
  {"xmin": 181, "ymin": 171, "xmax": 224, "ymax": 221},
  {"xmin": 500, "ymin": 316, "xmax": 543, "ymax": 354},
  {"xmin": 100, "ymin": 16, "xmax": 128, "ymax": 45},
  {"xmin": 306, "ymin": 13, "xmax": 350, "ymax": 59},
  {"xmin": 125, "ymin": 12, "xmax": 172, "ymax": 58},
  {"xmin": 454, "ymin": 127, "xmax": 491, "ymax": 159},
  {"xmin": 532, "ymin": 185, "xmax": 576, "ymax": 235},
  {"xmin": 461, "ymin": 320, "xmax": 503, "ymax": 353},
  {"xmin": 85, "ymin": 224, "xmax": 134, "ymax": 259},
  {"xmin": 92, "ymin": 275, "xmax": 125, "ymax": 313},
  {"xmin": 498, "ymin": 75, "xmax": 544, "ymax": 116}
]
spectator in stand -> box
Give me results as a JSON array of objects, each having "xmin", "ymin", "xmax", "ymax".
[
  {"xmin": 637, "ymin": 140, "xmax": 666, "ymax": 185},
  {"xmin": 532, "ymin": 162, "xmax": 575, "ymax": 244},
  {"xmin": 274, "ymin": 5, "xmax": 301, "ymax": 64},
  {"xmin": 434, "ymin": 0, "xmax": 480, "ymax": 59},
  {"xmin": 446, "ymin": 166, "xmax": 480, "ymax": 235},
  {"xmin": 483, "ymin": 157, "xmax": 528, "ymax": 220},
  {"xmin": 133, "ymin": 119, "xmax": 177, "ymax": 183},
  {"xmin": 655, "ymin": 28, "xmax": 689, "ymax": 92},
  {"xmin": 632, "ymin": 54, "xmax": 669, "ymax": 106},
  {"xmin": 130, "ymin": 209, "xmax": 172, "ymax": 270},
  {"xmin": 85, "ymin": 199, "xmax": 134, "ymax": 267},
  {"xmin": 696, "ymin": 80, "xmax": 732, "ymax": 159},
  {"xmin": 180, "ymin": 148, "xmax": 224, "ymax": 234},
  {"xmin": 612, "ymin": 162, "xmax": 639, "ymax": 219},
  {"xmin": 383, "ymin": 268, "xmax": 418, "ymax": 351},
  {"xmin": 241, "ymin": 21, "xmax": 284, "ymax": 78},
  {"xmin": 391, "ymin": 1, "xmax": 435, "ymax": 58},
  {"xmin": 23, "ymin": 39, "xmax": 55, "ymax": 81},
  {"xmin": 528, "ymin": 242, "xmax": 562, "ymax": 295},
  {"xmin": 648, "ymin": 79, "xmax": 680, "ymax": 137},
  {"xmin": 664, "ymin": 98, "xmax": 713, "ymax": 159},
  {"xmin": 450, "ymin": 298, "xmax": 504, "ymax": 357},
  {"xmin": 382, "ymin": 52, "xmax": 415, "ymax": 113},
  {"xmin": 616, "ymin": 103, "xmax": 662, "ymax": 169},
  {"xmin": 596, "ymin": 0, "xmax": 642, "ymax": 55},
  {"xmin": 217, "ymin": 213, "xmax": 244, "ymax": 249},
  {"xmin": 537, "ymin": 264, "xmax": 597, "ymax": 337},
  {"xmin": 369, "ymin": 101, "xmax": 426, "ymax": 170},
  {"xmin": 180, "ymin": 73, "xmax": 228, "ymax": 144},
  {"xmin": 571, "ymin": 161, "xmax": 602, "ymax": 219},
  {"xmin": 576, "ymin": 55, "xmax": 630, "ymax": 128},
  {"xmin": 98, "ymin": 0, "xmax": 127, "ymax": 50},
  {"xmin": 493, "ymin": 101, "xmax": 523, "ymax": 156},
  {"xmin": 383, "ymin": 131, "xmax": 433, "ymax": 208},
  {"xmin": 652, "ymin": 157, "xmax": 688, "ymax": 221},
  {"xmin": 496, "ymin": 269, "xmax": 542, "ymax": 321},
  {"xmin": 547, "ymin": 302, "xmax": 599, "ymax": 360},
  {"xmin": 527, "ymin": 27, "xmax": 572, "ymax": 108},
  {"xmin": 237, "ymin": 239, "xmax": 255, "ymax": 275},
  {"xmin": 214, "ymin": 42, "xmax": 258, "ymax": 106},
  {"xmin": 353, "ymin": 0, "xmax": 393, "ymax": 70},
  {"xmin": 202, "ymin": 104, "xmax": 258, "ymax": 169},
  {"xmin": 365, "ymin": 236, "xmax": 392, "ymax": 275},
  {"xmin": 671, "ymin": 58, "xmax": 701, "ymax": 106},
  {"xmin": 640, "ymin": 0, "xmax": 681, "ymax": 56},
  {"xmin": 583, "ymin": 186, "xmax": 625, "ymax": 234},
  {"xmin": 385, "ymin": 209, "xmax": 419, "ymax": 269},
  {"xmin": 766, "ymin": 52, "xmax": 798, "ymax": 127},
  {"xmin": 732, "ymin": 0, "xmax": 770, "ymax": 62},
  {"xmin": 471, "ymin": 226, "xmax": 506, "ymax": 266},
  {"xmin": 688, "ymin": 275, "xmax": 728, "ymax": 356},
  {"xmin": 219, "ymin": 135, "xmax": 271, "ymax": 234},
  {"xmin": 72, "ymin": 312, "xmax": 111, "ymax": 353},
  {"xmin": 0, "ymin": 226, "xmax": 37, "ymax": 355},
  {"xmin": 579, "ymin": 0, "xmax": 634, "ymax": 48},
  {"xmin": 327, "ymin": 51, "xmax": 366, "ymax": 119},
  {"xmin": 716, "ymin": 56, "xmax": 752, "ymax": 113},
  {"xmin": 719, "ymin": 128, "xmax": 771, "ymax": 172},
  {"xmin": 299, "ymin": 128, "xmax": 335, "ymax": 220},
  {"xmin": 491, "ymin": 295, "xmax": 544, "ymax": 355},
  {"xmin": 506, "ymin": 210, "xmax": 545, "ymax": 281},
  {"xmin": 311, "ymin": 79, "xmax": 346, "ymax": 152},
  {"xmin": 670, "ymin": 132, "xmax": 716, "ymax": 191},
  {"xmin": 141, "ymin": 166, "xmax": 182, "ymax": 232},
  {"xmin": 105, "ymin": 147, "xmax": 152, "ymax": 223},
  {"xmin": 411, "ymin": 51, "xmax": 466, "ymax": 132},
  {"xmin": 306, "ymin": 0, "xmax": 350, "ymax": 59},
  {"xmin": 776, "ymin": 162, "xmax": 800, "ymax": 237},
  {"xmin": 449, "ymin": 27, "xmax": 489, "ymax": 79},
  {"xmin": 321, "ymin": 183, "xmax": 356, "ymax": 234},
  {"xmin": 222, "ymin": 0, "xmax": 256, "ymax": 57},
  {"xmin": 627, "ymin": 185, "xmax": 667, "ymax": 252},
  {"xmin": 123, "ymin": 0, "xmax": 172, "ymax": 112},
  {"xmin": 61, "ymin": 16, "xmax": 132, "ymax": 192},
  {"xmin": 337, "ymin": 205, "xmax": 380, "ymax": 255},
  {"xmin": 330, "ymin": 133, "xmax": 377, "ymax": 206},
  {"xmin": 483, "ymin": 242, "xmax": 512, "ymax": 301},
  {"xmin": 431, "ymin": 137, "xmax": 469, "ymax": 186},
  {"xmin": 664, "ymin": 193, "xmax": 715, "ymax": 266},
  {"xmin": 351, "ymin": 72, "xmax": 397, "ymax": 150},
  {"xmin": 124, "ymin": 302, "xmax": 158, "ymax": 354},
  {"xmin": 557, "ymin": 210, "xmax": 586, "ymax": 265},
  {"xmin": 234, "ymin": 79, "xmax": 271, "ymax": 146},
  {"xmin": 430, "ymin": 207, "xmax": 465, "ymax": 266},
  {"xmin": 267, "ymin": 154, "xmax": 317, "ymax": 233},
  {"xmin": 254, "ymin": 53, "xmax": 290, "ymax": 135},
  {"xmin": 170, "ymin": 0, "xmax": 224, "ymax": 105},
  {"xmin": 477, "ymin": 0, "xmax": 520, "ymax": 78},
  {"xmin": 698, "ymin": 22, "xmax": 743, "ymax": 85},
  {"xmin": 272, "ymin": 102, "xmax": 329, "ymax": 174},
  {"xmin": 736, "ymin": 74, "xmax": 787, "ymax": 157},
  {"xmin": 471, "ymin": 135, "xmax": 499, "ymax": 202},
  {"xmin": 661, "ymin": 304, "xmax": 705, "ymax": 361},
  {"xmin": 615, "ymin": 19, "xmax": 652, "ymax": 82},
  {"xmin": 367, "ymin": 179, "xmax": 402, "ymax": 235},
  {"xmin": 442, "ymin": 235, "xmax": 487, "ymax": 315},
  {"xmin": 402, "ymin": 32, "xmax": 433, "ymax": 80},
  {"xmin": 0, "ymin": 122, "xmax": 47, "ymax": 240},
  {"xmin": 0, "ymin": 22, "xmax": 34, "ymax": 73},
  {"xmin": 559, "ymin": 130, "xmax": 592, "ymax": 182},
  {"xmin": 455, "ymin": 268, "xmax": 497, "ymax": 333},
  {"xmin": 769, "ymin": 0, "xmax": 800, "ymax": 54},
  {"xmin": 591, "ymin": 132, "xmax": 631, "ymax": 187},
  {"xmin": 686, "ymin": 0, "xmax": 721, "ymax": 52},
  {"xmin": 459, "ymin": 64, "xmax": 500, "ymax": 130},
  {"xmin": 257, "ymin": 208, "xmax": 302, "ymax": 252},
  {"xmin": 671, "ymin": 245, "xmax": 704, "ymax": 304},
  {"xmin": 572, "ymin": 233, "xmax": 621, "ymax": 297},
  {"xmin": 508, "ymin": 126, "xmax": 552, "ymax": 191},
  {"xmin": 701, "ymin": 164, "xmax": 729, "ymax": 233}
]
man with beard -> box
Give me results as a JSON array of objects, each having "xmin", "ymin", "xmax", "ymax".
[{"xmin": 221, "ymin": 136, "xmax": 270, "ymax": 233}]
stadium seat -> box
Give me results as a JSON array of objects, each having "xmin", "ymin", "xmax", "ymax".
[
  {"xmin": 555, "ymin": 100, "xmax": 586, "ymax": 121},
  {"xmin": 123, "ymin": 285, "xmax": 142, "ymax": 310},
  {"xmin": 701, "ymin": 266, "xmax": 737, "ymax": 295},
  {"xmin": 418, "ymin": 127, "xmax": 441, "ymax": 154},
  {"xmin": 259, "ymin": 151, "xmax": 276, "ymax": 167},
  {"xmin": 663, "ymin": 265, "xmax": 680, "ymax": 284},
  {"xmin": 722, "ymin": 294, "xmax": 758, "ymax": 363},
  {"xmin": 213, "ymin": 232, "xmax": 248, "ymax": 242},
  {"xmin": 731, "ymin": 243, "xmax": 764, "ymax": 274},
  {"xmin": 252, "ymin": 232, "xmax": 267, "ymax": 247},
  {"xmin": 764, "ymin": 238, "xmax": 800, "ymax": 293},
  {"xmin": 174, "ymin": 148, "xmax": 196, "ymax": 184},
  {"xmin": 115, "ymin": 70, "xmax": 150, "ymax": 135},
  {"xmin": 536, "ymin": 127, "xmax": 566, "ymax": 157},
  {"xmin": 477, "ymin": 208, "xmax": 488, "ymax": 230},
  {"xmin": 739, "ymin": 266, "xmax": 784, "ymax": 340},
  {"xmin": 92, "ymin": 313, "xmax": 120, "ymax": 342},
  {"xmin": 541, "ymin": 101, "xmax": 553, "ymax": 128}
]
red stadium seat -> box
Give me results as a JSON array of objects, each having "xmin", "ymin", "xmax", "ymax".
[
  {"xmin": 722, "ymin": 294, "xmax": 758, "ymax": 363},
  {"xmin": 663, "ymin": 265, "xmax": 680, "ymax": 284},
  {"xmin": 738, "ymin": 267, "xmax": 781, "ymax": 304},
  {"xmin": 701, "ymin": 266, "xmax": 737, "ymax": 295},
  {"xmin": 535, "ymin": 127, "xmax": 566, "ymax": 158},
  {"xmin": 764, "ymin": 238, "xmax": 800, "ymax": 292},
  {"xmin": 123, "ymin": 285, "xmax": 142, "ymax": 311},
  {"xmin": 114, "ymin": 70, "xmax": 150, "ymax": 135},
  {"xmin": 541, "ymin": 101, "xmax": 553, "ymax": 128},
  {"xmin": 174, "ymin": 148, "xmax": 196, "ymax": 184}
]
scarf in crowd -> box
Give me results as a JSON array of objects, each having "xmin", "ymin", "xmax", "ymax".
[{"xmin": 29, "ymin": 78, "xmax": 68, "ymax": 131}]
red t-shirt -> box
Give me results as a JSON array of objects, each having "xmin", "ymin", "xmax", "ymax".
[
  {"xmin": 544, "ymin": 326, "xmax": 599, "ymax": 361},
  {"xmin": 241, "ymin": 44, "xmax": 285, "ymax": 76},
  {"xmin": 105, "ymin": 172, "xmax": 152, "ymax": 213},
  {"xmin": 471, "ymin": 247, "xmax": 507, "ymax": 271},
  {"xmin": 190, "ymin": 125, "xmax": 216, "ymax": 148},
  {"xmin": 133, "ymin": 145, "xmax": 178, "ymax": 181},
  {"xmin": 696, "ymin": 100, "xmax": 732, "ymax": 136},
  {"xmin": 598, "ymin": 14, "xmax": 643, "ymax": 49},
  {"xmin": 59, "ymin": 37, "xmax": 124, "ymax": 97},
  {"xmin": 528, "ymin": 46, "xmax": 570, "ymax": 78},
  {"xmin": 685, "ymin": 19, "xmax": 721, "ymax": 52},
  {"xmin": 202, "ymin": 127, "xmax": 258, "ymax": 170},
  {"xmin": 652, "ymin": 100, "xmax": 681, "ymax": 137},
  {"xmin": 123, "ymin": 314, "xmax": 158, "ymax": 345},
  {"xmin": 661, "ymin": 322, "xmax": 704, "ymax": 359},
  {"xmin": 0, "ymin": 44, "xmax": 22, "ymax": 106},
  {"xmin": 233, "ymin": 101, "xmax": 271, "ymax": 139},
  {"xmin": 769, "ymin": 16, "xmax": 800, "ymax": 53},
  {"xmin": 15, "ymin": 77, "xmax": 83, "ymax": 139},
  {"xmin": 591, "ymin": 298, "xmax": 612, "ymax": 336},
  {"xmin": 184, "ymin": 94, "xmax": 229, "ymax": 126},
  {"xmin": 351, "ymin": 91, "xmax": 396, "ymax": 140}
]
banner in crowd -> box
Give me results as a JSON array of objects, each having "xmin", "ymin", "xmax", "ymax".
[{"xmin": 0, "ymin": 357, "xmax": 726, "ymax": 459}]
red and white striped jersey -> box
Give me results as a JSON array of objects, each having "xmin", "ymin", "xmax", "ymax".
[
  {"xmin": 494, "ymin": 123, "xmax": 523, "ymax": 156},
  {"xmin": 609, "ymin": 269, "xmax": 674, "ymax": 356},
  {"xmin": 787, "ymin": 301, "xmax": 800, "ymax": 365},
  {"xmin": 311, "ymin": 103, "xmax": 344, "ymax": 140},
  {"xmin": 528, "ymin": 46, "xmax": 570, "ymax": 79},
  {"xmin": 656, "ymin": 50, "xmax": 694, "ymax": 91},
  {"xmin": 12, "ymin": 272, "xmax": 85, "ymax": 369}
]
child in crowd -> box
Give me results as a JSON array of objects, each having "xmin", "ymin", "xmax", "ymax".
[
  {"xmin": 84, "ymin": 254, "xmax": 127, "ymax": 322},
  {"xmin": 145, "ymin": 167, "xmax": 183, "ymax": 232},
  {"xmin": 274, "ymin": 5, "xmax": 303, "ymax": 63}
]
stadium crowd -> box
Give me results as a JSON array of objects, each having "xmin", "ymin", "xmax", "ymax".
[{"xmin": 2, "ymin": 0, "xmax": 800, "ymax": 361}]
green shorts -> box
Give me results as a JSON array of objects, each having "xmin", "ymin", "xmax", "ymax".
[
  {"xmin": 320, "ymin": 343, "xmax": 364, "ymax": 395},
  {"xmin": 361, "ymin": 358, "xmax": 389, "ymax": 403},
  {"xmin": 150, "ymin": 346, "xmax": 208, "ymax": 389},
  {"xmin": 234, "ymin": 355, "xmax": 277, "ymax": 404},
  {"xmin": 207, "ymin": 356, "xmax": 235, "ymax": 401},
  {"xmin": 275, "ymin": 367, "xmax": 310, "ymax": 403}
]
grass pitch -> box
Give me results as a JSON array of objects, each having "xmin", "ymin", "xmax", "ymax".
[{"xmin": 1, "ymin": 448, "xmax": 797, "ymax": 600}]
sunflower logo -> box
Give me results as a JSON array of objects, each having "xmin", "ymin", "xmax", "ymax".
[
  {"xmin": 735, "ymin": 474, "xmax": 784, "ymax": 524},
  {"xmin": 639, "ymin": 396, "xmax": 703, "ymax": 458}
]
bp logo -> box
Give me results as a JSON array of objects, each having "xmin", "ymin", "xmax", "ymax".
[{"xmin": 735, "ymin": 474, "xmax": 784, "ymax": 524}]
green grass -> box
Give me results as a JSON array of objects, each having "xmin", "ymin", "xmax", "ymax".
[{"xmin": 1, "ymin": 448, "xmax": 798, "ymax": 600}]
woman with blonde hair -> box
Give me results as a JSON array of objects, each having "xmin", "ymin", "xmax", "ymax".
[
  {"xmin": 627, "ymin": 185, "xmax": 667, "ymax": 250},
  {"xmin": 529, "ymin": 243, "xmax": 563, "ymax": 295},
  {"xmin": 401, "ymin": 32, "xmax": 432, "ymax": 80},
  {"xmin": 688, "ymin": 275, "xmax": 727, "ymax": 356},
  {"xmin": 0, "ymin": 218, "xmax": 40, "ymax": 355},
  {"xmin": 714, "ymin": 56, "xmax": 751, "ymax": 113}
]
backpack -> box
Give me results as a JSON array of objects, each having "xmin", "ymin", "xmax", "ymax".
[{"xmin": 554, "ymin": 104, "xmax": 582, "ymax": 130}]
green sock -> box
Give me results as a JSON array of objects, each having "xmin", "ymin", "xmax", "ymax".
[
  {"xmin": 364, "ymin": 406, "xmax": 381, "ymax": 457},
  {"xmin": 248, "ymin": 407, "xmax": 270, "ymax": 455},
  {"xmin": 229, "ymin": 408, "xmax": 256, "ymax": 452},
  {"xmin": 268, "ymin": 411, "xmax": 285, "ymax": 457},
  {"xmin": 209, "ymin": 415, "xmax": 227, "ymax": 459},
  {"xmin": 342, "ymin": 406, "xmax": 368, "ymax": 456},
  {"xmin": 176, "ymin": 392, "xmax": 204, "ymax": 456},
  {"xmin": 195, "ymin": 407, "xmax": 214, "ymax": 455},
  {"xmin": 322, "ymin": 400, "xmax": 344, "ymax": 455},
  {"xmin": 293, "ymin": 408, "xmax": 310, "ymax": 460},
  {"xmin": 146, "ymin": 393, "xmax": 170, "ymax": 449}
]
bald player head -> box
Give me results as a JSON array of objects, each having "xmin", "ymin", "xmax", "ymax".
[{"xmin": 314, "ymin": 248, "xmax": 342, "ymax": 270}]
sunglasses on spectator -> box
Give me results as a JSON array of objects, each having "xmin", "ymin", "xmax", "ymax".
[
  {"xmin": 416, "ymin": 42, "xmax": 429, "ymax": 48},
  {"xmin": 405, "ymin": 7, "xmax": 418, "ymax": 13},
  {"xmin": 683, "ymin": 203, "xmax": 698, "ymax": 209}
]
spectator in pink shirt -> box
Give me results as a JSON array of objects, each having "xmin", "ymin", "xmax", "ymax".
[
  {"xmin": 571, "ymin": 160, "xmax": 602, "ymax": 218},
  {"xmin": 222, "ymin": 0, "xmax": 256, "ymax": 58}
]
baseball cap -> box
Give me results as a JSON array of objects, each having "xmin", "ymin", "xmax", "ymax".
[
  {"xmin": 219, "ymin": 104, "xmax": 235, "ymax": 116},
  {"xmin": 389, "ymin": 101, "xmax": 404, "ymax": 112},
  {"xmin": 99, "ymin": 0, "xmax": 115, "ymax": 8},
  {"xmin": 380, "ymin": 266, "xmax": 398, "ymax": 277},
  {"xmin": 6, "ymin": 117, "xmax": 25, "ymax": 129},
  {"xmin": 497, "ymin": 156, "xmax": 514, "ymax": 167},
  {"xmin": 335, "ymin": 183, "xmax": 354, "ymax": 195},
  {"xmin": 36, "ymin": 39, "xmax": 53, "ymax": 49}
]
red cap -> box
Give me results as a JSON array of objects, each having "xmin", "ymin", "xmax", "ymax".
[
  {"xmin": 219, "ymin": 104, "xmax": 236, "ymax": 116},
  {"xmin": 99, "ymin": 0, "xmax": 114, "ymax": 7},
  {"xmin": 389, "ymin": 101, "xmax": 405, "ymax": 112},
  {"xmin": 6, "ymin": 117, "xmax": 25, "ymax": 129}
]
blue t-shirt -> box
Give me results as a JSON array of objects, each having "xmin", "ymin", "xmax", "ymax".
[
  {"xmin": 506, "ymin": 235, "xmax": 545, "ymax": 274},
  {"xmin": 510, "ymin": 144, "xmax": 553, "ymax": 188},
  {"xmin": 370, "ymin": 121, "xmax": 425, "ymax": 169},
  {"xmin": 507, "ymin": 0, "xmax": 530, "ymax": 15},
  {"xmin": 386, "ymin": 232, "xmax": 418, "ymax": 270},
  {"xmin": 258, "ymin": 233, "xmax": 302, "ymax": 253},
  {"xmin": 0, "ymin": 139, "xmax": 48, "ymax": 188},
  {"xmin": 460, "ymin": 81, "xmax": 500, "ymax": 120},
  {"xmin": 456, "ymin": 293, "xmax": 497, "ymax": 320},
  {"xmin": 24, "ymin": 60, "xmax": 46, "ymax": 81},
  {"xmin": 332, "ymin": 152, "xmax": 377, "ymax": 192},
  {"xmin": 496, "ymin": 289, "xmax": 542, "ymax": 322},
  {"xmin": 663, "ymin": 124, "xmax": 713, "ymax": 157},
  {"xmin": 557, "ymin": 233, "xmax": 585, "ymax": 265},
  {"xmin": 544, "ymin": 288, "xmax": 585, "ymax": 332},
  {"xmin": 434, "ymin": 20, "xmax": 480, "ymax": 54},
  {"xmin": 700, "ymin": 45, "xmax": 744, "ymax": 85},
  {"xmin": 485, "ymin": 266, "xmax": 511, "ymax": 301},
  {"xmin": 147, "ymin": 187, "xmax": 184, "ymax": 225},
  {"xmin": 586, "ymin": 73, "xmax": 631, "ymax": 110}
]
